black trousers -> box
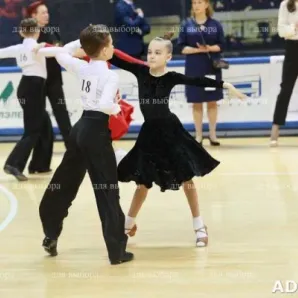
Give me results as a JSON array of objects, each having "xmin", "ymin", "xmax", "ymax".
[
  {"xmin": 46, "ymin": 80, "xmax": 72, "ymax": 147},
  {"xmin": 32, "ymin": 80, "xmax": 72, "ymax": 165},
  {"xmin": 39, "ymin": 111, "xmax": 128, "ymax": 261},
  {"xmin": 273, "ymin": 40, "xmax": 298, "ymax": 125},
  {"xmin": 5, "ymin": 76, "xmax": 53, "ymax": 173}
]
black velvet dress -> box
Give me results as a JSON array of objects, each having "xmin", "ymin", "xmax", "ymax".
[{"xmin": 109, "ymin": 55, "xmax": 223, "ymax": 192}]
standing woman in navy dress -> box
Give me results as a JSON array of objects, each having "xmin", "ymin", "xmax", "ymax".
[{"xmin": 177, "ymin": 0, "xmax": 225, "ymax": 145}]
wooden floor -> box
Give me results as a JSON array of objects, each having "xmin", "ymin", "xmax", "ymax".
[{"xmin": 1, "ymin": 137, "xmax": 298, "ymax": 297}]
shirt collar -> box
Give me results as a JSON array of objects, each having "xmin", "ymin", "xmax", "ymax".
[
  {"xmin": 89, "ymin": 59, "xmax": 109, "ymax": 68},
  {"xmin": 23, "ymin": 37, "xmax": 38, "ymax": 45}
]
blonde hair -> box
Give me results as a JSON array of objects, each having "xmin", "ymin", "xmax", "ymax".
[
  {"xmin": 152, "ymin": 31, "xmax": 174, "ymax": 53},
  {"xmin": 191, "ymin": 0, "xmax": 214, "ymax": 18},
  {"xmin": 19, "ymin": 18, "xmax": 40, "ymax": 37}
]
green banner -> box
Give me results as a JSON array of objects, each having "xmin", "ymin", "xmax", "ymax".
[{"xmin": 0, "ymin": 81, "xmax": 14, "ymax": 103}]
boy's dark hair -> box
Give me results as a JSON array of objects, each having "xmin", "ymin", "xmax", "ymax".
[
  {"xmin": 287, "ymin": 0, "xmax": 296, "ymax": 12},
  {"xmin": 19, "ymin": 18, "xmax": 39, "ymax": 36},
  {"xmin": 79, "ymin": 24, "xmax": 111, "ymax": 58}
]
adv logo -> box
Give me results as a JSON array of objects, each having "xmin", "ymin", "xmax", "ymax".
[{"xmin": 272, "ymin": 280, "xmax": 298, "ymax": 293}]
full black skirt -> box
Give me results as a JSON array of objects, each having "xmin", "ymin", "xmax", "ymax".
[{"xmin": 118, "ymin": 113, "xmax": 220, "ymax": 192}]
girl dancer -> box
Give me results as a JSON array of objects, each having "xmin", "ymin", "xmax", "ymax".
[
  {"xmin": 0, "ymin": 18, "xmax": 67, "ymax": 181},
  {"xmin": 37, "ymin": 25, "xmax": 133, "ymax": 265},
  {"xmin": 107, "ymin": 33, "xmax": 246, "ymax": 246}
]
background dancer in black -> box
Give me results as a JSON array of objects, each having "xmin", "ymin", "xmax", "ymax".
[
  {"xmin": 270, "ymin": 0, "xmax": 298, "ymax": 146},
  {"xmin": 28, "ymin": 1, "xmax": 72, "ymax": 153}
]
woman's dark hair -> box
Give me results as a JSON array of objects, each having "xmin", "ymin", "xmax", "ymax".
[
  {"xmin": 79, "ymin": 24, "xmax": 111, "ymax": 58},
  {"xmin": 19, "ymin": 18, "xmax": 39, "ymax": 36},
  {"xmin": 287, "ymin": 0, "xmax": 296, "ymax": 12},
  {"xmin": 26, "ymin": 1, "xmax": 45, "ymax": 17}
]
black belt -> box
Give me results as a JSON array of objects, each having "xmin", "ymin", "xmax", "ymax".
[{"xmin": 82, "ymin": 110, "xmax": 109, "ymax": 120}]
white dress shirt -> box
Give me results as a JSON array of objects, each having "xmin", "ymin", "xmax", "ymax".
[
  {"xmin": 39, "ymin": 40, "xmax": 121, "ymax": 115},
  {"xmin": 278, "ymin": 0, "xmax": 298, "ymax": 40},
  {"xmin": 0, "ymin": 38, "xmax": 66, "ymax": 78}
]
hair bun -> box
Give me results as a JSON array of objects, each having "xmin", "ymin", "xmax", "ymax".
[{"xmin": 162, "ymin": 31, "xmax": 174, "ymax": 40}]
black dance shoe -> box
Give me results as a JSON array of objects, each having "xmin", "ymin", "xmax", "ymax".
[
  {"xmin": 42, "ymin": 237, "xmax": 58, "ymax": 256},
  {"xmin": 29, "ymin": 168, "xmax": 52, "ymax": 174},
  {"xmin": 4, "ymin": 165, "xmax": 28, "ymax": 181},
  {"xmin": 110, "ymin": 252, "xmax": 134, "ymax": 265},
  {"xmin": 208, "ymin": 137, "xmax": 220, "ymax": 146}
]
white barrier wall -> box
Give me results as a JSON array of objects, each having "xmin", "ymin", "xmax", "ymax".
[{"xmin": 0, "ymin": 56, "xmax": 298, "ymax": 136}]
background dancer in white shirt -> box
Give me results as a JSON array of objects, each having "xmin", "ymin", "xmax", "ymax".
[{"xmin": 0, "ymin": 18, "xmax": 66, "ymax": 181}]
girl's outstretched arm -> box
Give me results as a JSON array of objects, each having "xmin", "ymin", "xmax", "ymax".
[
  {"xmin": 108, "ymin": 50, "xmax": 146, "ymax": 75},
  {"xmin": 171, "ymin": 72, "xmax": 246, "ymax": 100},
  {"xmin": 113, "ymin": 49, "xmax": 147, "ymax": 66}
]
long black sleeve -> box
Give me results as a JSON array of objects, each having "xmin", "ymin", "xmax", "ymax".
[
  {"xmin": 108, "ymin": 54, "xmax": 144, "ymax": 76},
  {"xmin": 38, "ymin": 27, "xmax": 62, "ymax": 84},
  {"xmin": 171, "ymin": 72, "xmax": 224, "ymax": 89}
]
